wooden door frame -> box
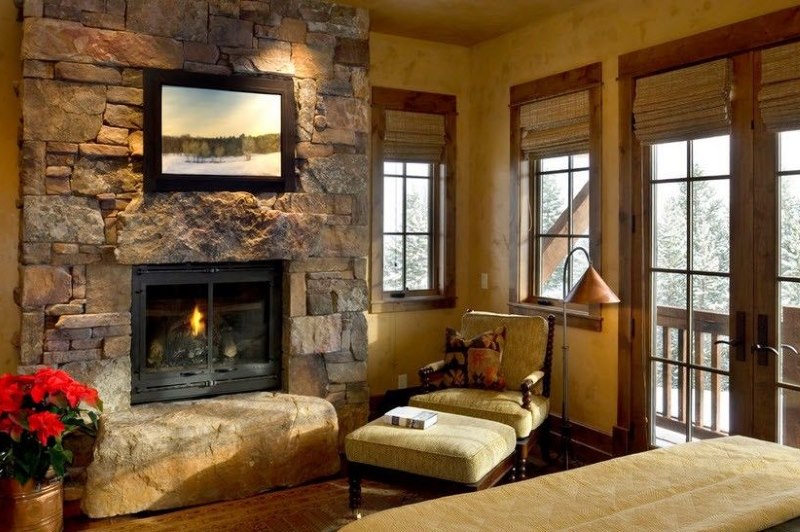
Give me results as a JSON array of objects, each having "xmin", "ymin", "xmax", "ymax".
[{"xmin": 616, "ymin": 6, "xmax": 800, "ymax": 455}]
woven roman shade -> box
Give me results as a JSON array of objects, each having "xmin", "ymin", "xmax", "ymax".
[
  {"xmin": 383, "ymin": 110, "xmax": 446, "ymax": 161},
  {"xmin": 760, "ymin": 42, "xmax": 800, "ymax": 132},
  {"xmin": 633, "ymin": 59, "xmax": 731, "ymax": 144},
  {"xmin": 520, "ymin": 90, "xmax": 589, "ymax": 158}
]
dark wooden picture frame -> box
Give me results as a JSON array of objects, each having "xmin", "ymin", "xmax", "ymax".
[{"xmin": 143, "ymin": 69, "xmax": 296, "ymax": 193}]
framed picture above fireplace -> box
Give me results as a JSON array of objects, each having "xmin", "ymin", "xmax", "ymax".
[{"xmin": 143, "ymin": 69, "xmax": 296, "ymax": 193}]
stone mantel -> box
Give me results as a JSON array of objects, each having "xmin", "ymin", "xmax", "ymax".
[{"xmin": 16, "ymin": 0, "xmax": 371, "ymax": 501}]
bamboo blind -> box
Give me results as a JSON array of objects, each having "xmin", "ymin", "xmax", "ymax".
[
  {"xmin": 519, "ymin": 90, "xmax": 589, "ymax": 158},
  {"xmin": 760, "ymin": 41, "xmax": 800, "ymax": 132},
  {"xmin": 383, "ymin": 110, "xmax": 446, "ymax": 161},
  {"xmin": 633, "ymin": 59, "xmax": 731, "ymax": 144}
]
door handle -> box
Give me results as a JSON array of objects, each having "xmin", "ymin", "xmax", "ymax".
[
  {"xmin": 754, "ymin": 314, "xmax": 772, "ymax": 366},
  {"xmin": 752, "ymin": 344, "xmax": 781, "ymax": 358},
  {"xmin": 781, "ymin": 344, "xmax": 799, "ymax": 356},
  {"xmin": 713, "ymin": 310, "xmax": 746, "ymax": 361}
]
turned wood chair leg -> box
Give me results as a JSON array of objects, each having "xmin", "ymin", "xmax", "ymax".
[{"xmin": 348, "ymin": 462, "xmax": 362, "ymax": 519}]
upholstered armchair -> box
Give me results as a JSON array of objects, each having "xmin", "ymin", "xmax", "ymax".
[{"xmin": 410, "ymin": 310, "xmax": 555, "ymax": 479}]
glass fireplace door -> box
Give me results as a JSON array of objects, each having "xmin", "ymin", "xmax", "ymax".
[{"xmin": 132, "ymin": 263, "xmax": 281, "ymax": 403}]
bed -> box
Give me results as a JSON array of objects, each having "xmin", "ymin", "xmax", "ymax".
[{"xmin": 340, "ymin": 436, "xmax": 800, "ymax": 531}]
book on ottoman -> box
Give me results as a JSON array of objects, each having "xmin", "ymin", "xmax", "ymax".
[{"xmin": 383, "ymin": 406, "xmax": 438, "ymax": 429}]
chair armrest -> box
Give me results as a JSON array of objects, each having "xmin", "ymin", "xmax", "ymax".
[
  {"xmin": 418, "ymin": 360, "xmax": 445, "ymax": 393},
  {"xmin": 520, "ymin": 370, "xmax": 545, "ymax": 410}
]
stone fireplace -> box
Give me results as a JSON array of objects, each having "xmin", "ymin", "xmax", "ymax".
[{"xmin": 16, "ymin": 0, "xmax": 370, "ymax": 510}]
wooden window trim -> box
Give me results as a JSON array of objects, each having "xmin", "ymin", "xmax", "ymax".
[
  {"xmin": 370, "ymin": 87, "xmax": 457, "ymax": 313},
  {"xmin": 615, "ymin": 5, "xmax": 800, "ymax": 457},
  {"xmin": 509, "ymin": 63, "xmax": 603, "ymax": 332}
]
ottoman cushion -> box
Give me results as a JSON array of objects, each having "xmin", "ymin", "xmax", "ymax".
[{"xmin": 345, "ymin": 411, "xmax": 516, "ymax": 484}]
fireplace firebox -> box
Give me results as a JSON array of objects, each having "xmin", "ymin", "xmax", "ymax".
[{"xmin": 131, "ymin": 262, "xmax": 282, "ymax": 403}]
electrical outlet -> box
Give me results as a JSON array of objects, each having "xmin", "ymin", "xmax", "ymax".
[
  {"xmin": 397, "ymin": 373, "xmax": 408, "ymax": 389},
  {"xmin": 480, "ymin": 272, "xmax": 488, "ymax": 290}
]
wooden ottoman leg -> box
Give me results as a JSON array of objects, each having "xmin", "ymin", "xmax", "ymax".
[{"xmin": 348, "ymin": 461, "xmax": 362, "ymax": 519}]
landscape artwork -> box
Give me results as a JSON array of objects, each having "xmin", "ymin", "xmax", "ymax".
[{"xmin": 161, "ymin": 85, "xmax": 282, "ymax": 177}]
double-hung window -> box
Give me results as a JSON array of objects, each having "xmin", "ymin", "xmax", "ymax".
[
  {"xmin": 509, "ymin": 64, "xmax": 603, "ymax": 330},
  {"xmin": 370, "ymin": 88, "xmax": 456, "ymax": 313}
]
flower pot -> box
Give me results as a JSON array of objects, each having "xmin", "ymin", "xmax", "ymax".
[{"xmin": 0, "ymin": 477, "xmax": 63, "ymax": 532}]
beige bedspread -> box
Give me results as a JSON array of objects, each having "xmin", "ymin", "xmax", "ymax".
[{"xmin": 340, "ymin": 436, "xmax": 800, "ymax": 531}]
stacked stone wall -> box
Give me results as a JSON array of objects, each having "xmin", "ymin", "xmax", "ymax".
[{"xmin": 16, "ymin": 0, "xmax": 370, "ymax": 447}]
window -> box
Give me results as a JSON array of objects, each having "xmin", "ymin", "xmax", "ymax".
[
  {"xmin": 370, "ymin": 88, "xmax": 456, "ymax": 313},
  {"xmin": 509, "ymin": 64, "xmax": 603, "ymax": 330}
]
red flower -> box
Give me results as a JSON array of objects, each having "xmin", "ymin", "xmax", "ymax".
[
  {"xmin": 63, "ymin": 382, "xmax": 99, "ymax": 408},
  {"xmin": 0, "ymin": 416, "xmax": 23, "ymax": 440},
  {"xmin": 30, "ymin": 368, "xmax": 73, "ymax": 404},
  {"xmin": 0, "ymin": 374, "xmax": 26, "ymax": 413},
  {"xmin": 27, "ymin": 411, "xmax": 65, "ymax": 445}
]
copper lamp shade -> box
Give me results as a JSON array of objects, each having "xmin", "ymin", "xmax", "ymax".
[{"xmin": 565, "ymin": 265, "xmax": 620, "ymax": 305}]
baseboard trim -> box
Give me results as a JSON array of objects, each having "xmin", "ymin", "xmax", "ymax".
[{"xmin": 547, "ymin": 414, "xmax": 614, "ymax": 464}]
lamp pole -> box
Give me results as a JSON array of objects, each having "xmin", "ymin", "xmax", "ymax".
[{"xmin": 561, "ymin": 246, "xmax": 590, "ymax": 471}]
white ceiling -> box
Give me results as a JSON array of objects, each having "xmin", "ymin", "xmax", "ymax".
[{"xmin": 339, "ymin": 0, "xmax": 592, "ymax": 46}]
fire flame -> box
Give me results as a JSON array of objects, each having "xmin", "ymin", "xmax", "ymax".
[{"xmin": 189, "ymin": 305, "xmax": 205, "ymax": 337}]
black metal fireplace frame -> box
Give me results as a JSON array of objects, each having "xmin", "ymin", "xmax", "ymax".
[{"xmin": 131, "ymin": 262, "xmax": 282, "ymax": 404}]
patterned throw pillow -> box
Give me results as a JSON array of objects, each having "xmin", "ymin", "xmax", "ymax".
[
  {"xmin": 440, "ymin": 327, "xmax": 506, "ymax": 390},
  {"xmin": 441, "ymin": 328, "xmax": 469, "ymax": 388},
  {"xmin": 465, "ymin": 327, "xmax": 506, "ymax": 390}
]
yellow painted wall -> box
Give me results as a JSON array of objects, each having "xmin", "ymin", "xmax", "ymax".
[
  {"xmin": 0, "ymin": 3, "xmax": 20, "ymax": 375},
  {"xmin": 368, "ymin": 34, "xmax": 471, "ymax": 394},
  {"xmin": 467, "ymin": 0, "xmax": 800, "ymax": 433},
  {"xmin": 368, "ymin": 2, "xmax": 800, "ymax": 429}
]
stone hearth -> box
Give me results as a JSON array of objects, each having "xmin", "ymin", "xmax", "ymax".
[
  {"xmin": 82, "ymin": 393, "xmax": 340, "ymax": 517},
  {"xmin": 15, "ymin": 0, "xmax": 371, "ymax": 506}
]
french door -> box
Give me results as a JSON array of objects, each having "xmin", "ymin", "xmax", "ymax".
[{"xmin": 647, "ymin": 49, "xmax": 800, "ymax": 447}]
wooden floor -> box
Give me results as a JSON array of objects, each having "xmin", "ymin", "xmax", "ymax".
[
  {"xmin": 64, "ymin": 455, "xmax": 565, "ymax": 530},
  {"xmin": 64, "ymin": 475, "xmax": 449, "ymax": 532}
]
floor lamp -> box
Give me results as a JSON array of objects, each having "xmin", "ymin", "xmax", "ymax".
[{"xmin": 561, "ymin": 246, "xmax": 619, "ymax": 470}]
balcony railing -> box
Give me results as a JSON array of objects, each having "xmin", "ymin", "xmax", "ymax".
[{"xmin": 653, "ymin": 305, "xmax": 730, "ymax": 442}]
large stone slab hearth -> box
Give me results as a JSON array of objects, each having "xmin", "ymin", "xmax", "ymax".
[{"xmin": 81, "ymin": 393, "xmax": 340, "ymax": 518}]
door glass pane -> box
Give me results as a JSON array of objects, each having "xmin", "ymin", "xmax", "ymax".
[
  {"xmin": 654, "ymin": 272, "xmax": 688, "ymax": 364},
  {"xmin": 780, "ymin": 174, "xmax": 800, "ymax": 277},
  {"xmin": 654, "ymin": 182, "xmax": 687, "ymax": 269},
  {"xmin": 382, "ymin": 235, "xmax": 403, "ymax": 292},
  {"xmin": 780, "ymin": 281, "xmax": 800, "ymax": 386},
  {"xmin": 692, "ymin": 179, "xmax": 730, "ymax": 273},
  {"xmin": 539, "ymin": 236, "xmax": 567, "ymax": 298},
  {"xmin": 779, "ymin": 388, "xmax": 800, "ymax": 448},
  {"xmin": 540, "ymin": 173, "xmax": 568, "ymax": 234},
  {"xmin": 406, "ymin": 178, "xmax": 430, "ymax": 233},
  {"xmin": 405, "ymin": 236, "xmax": 430, "ymax": 290},
  {"xmin": 691, "ymin": 135, "xmax": 730, "ymax": 177},
  {"xmin": 654, "ymin": 362, "xmax": 687, "ymax": 446},
  {"xmin": 779, "ymin": 130, "xmax": 800, "ymax": 172},
  {"xmin": 693, "ymin": 275, "xmax": 729, "ymax": 370},
  {"xmin": 691, "ymin": 370, "xmax": 729, "ymax": 439},
  {"xmin": 383, "ymin": 177, "xmax": 403, "ymax": 233},
  {"xmin": 653, "ymin": 141, "xmax": 687, "ymax": 180}
]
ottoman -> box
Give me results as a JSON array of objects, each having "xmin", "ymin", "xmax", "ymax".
[{"xmin": 344, "ymin": 410, "xmax": 517, "ymax": 517}]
